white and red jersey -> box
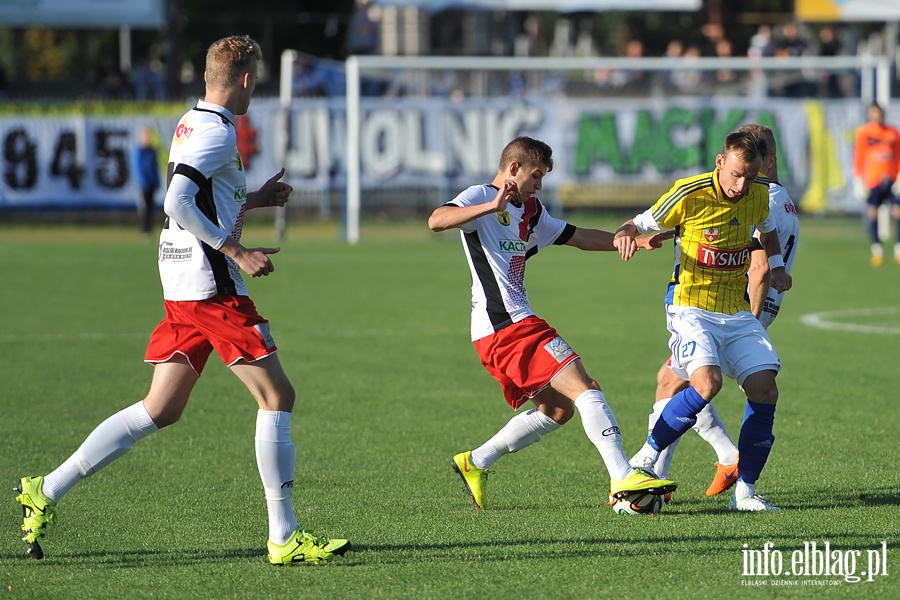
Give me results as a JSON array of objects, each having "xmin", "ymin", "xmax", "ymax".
[
  {"xmin": 755, "ymin": 181, "xmax": 800, "ymax": 327},
  {"xmin": 158, "ymin": 101, "xmax": 248, "ymax": 301},
  {"xmin": 447, "ymin": 184, "xmax": 575, "ymax": 341}
]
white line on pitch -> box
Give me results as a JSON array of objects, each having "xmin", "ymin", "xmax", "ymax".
[{"xmin": 801, "ymin": 307, "xmax": 900, "ymax": 335}]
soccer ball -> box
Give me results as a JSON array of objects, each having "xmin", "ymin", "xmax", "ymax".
[{"xmin": 609, "ymin": 492, "xmax": 664, "ymax": 516}]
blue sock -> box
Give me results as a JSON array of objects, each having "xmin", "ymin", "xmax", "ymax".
[
  {"xmin": 737, "ymin": 400, "xmax": 776, "ymax": 484},
  {"xmin": 648, "ymin": 386, "xmax": 709, "ymax": 452},
  {"xmin": 869, "ymin": 218, "xmax": 880, "ymax": 244}
]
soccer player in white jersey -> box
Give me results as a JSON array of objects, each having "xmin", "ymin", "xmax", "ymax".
[
  {"xmin": 613, "ymin": 130, "xmax": 792, "ymax": 512},
  {"xmin": 642, "ymin": 124, "xmax": 800, "ymax": 501},
  {"xmin": 15, "ymin": 35, "xmax": 350, "ymax": 564},
  {"xmin": 428, "ymin": 136, "xmax": 677, "ymax": 510}
]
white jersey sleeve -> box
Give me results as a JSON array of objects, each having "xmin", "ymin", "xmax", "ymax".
[
  {"xmin": 633, "ymin": 207, "xmax": 662, "ymax": 234},
  {"xmin": 754, "ymin": 182, "xmax": 800, "ymax": 328}
]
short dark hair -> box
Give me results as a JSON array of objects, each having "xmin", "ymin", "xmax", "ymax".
[
  {"xmin": 499, "ymin": 136, "xmax": 554, "ymax": 172},
  {"xmin": 737, "ymin": 123, "xmax": 775, "ymax": 158},
  {"xmin": 721, "ymin": 130, "xmax": 763, "ymax": 164}
]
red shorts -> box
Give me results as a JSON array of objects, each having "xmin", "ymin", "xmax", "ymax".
[
  {"xmin": 144, "ymin": 294, "xmax": 277, "ymax": 375},
  {"xmin": 473, "ymin": 316, "xmax": 580, "ymax": 410}
]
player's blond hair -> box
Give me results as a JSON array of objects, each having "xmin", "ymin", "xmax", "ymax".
[
  {"xmin": 205, "ymin": 35, "xmax": 261, "ymax": 91},
  {"xmin": 499, "ymin": 136, "xmax": 554, "ymax": 172},
  {"xmin": 721, "ymin": 130, "xmax": 765, "ymax": 164},
  {"xmin": 737, "ymin": 123, "xmax": 776, "ymax": 157}
]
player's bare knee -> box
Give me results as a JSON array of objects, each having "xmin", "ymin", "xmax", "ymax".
[
  {"xmin": 657, "ymin": 367, "xmax": 688, "ymax": 400},
  {"xmin": 147, "ymin": 405, "xmax": 184, "ymax": 428},
  {"xmin": 264, "ymin": 382, "xmax": 296, "ymax": 412},
  {"xmin": 743, "ymin": 371, "xmax": 778, "ymax": 405},
  {"xmin": 538, "ymin": 401, "xmax": 573, "ymax": 424},
  {"xmin": 691, "ymin": 368, "xmax": 722, "ymax": 401}
]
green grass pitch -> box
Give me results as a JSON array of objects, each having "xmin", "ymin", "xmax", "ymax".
[{"xmin": 1, "ymin": 215, "xmax": 898, "ymax": 599}]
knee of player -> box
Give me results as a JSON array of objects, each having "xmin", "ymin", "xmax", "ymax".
[
  {"xmin": 693, "ymin": 378, "xmax": 722, "ymax": 401},
  {"xmin": 270, "ymin": 382, "xmax": 297, "ymax": 412},
  {"xmin": 753, "ymin": 381, "xmax": 779, "ymax": 405},
  {"xmin": 657, "ymin": 368, "xmax": 688, "ymax": 398},
  {"xmin": 542, "ymin": 402, "xmax": 574, "ymax": 424},
  {"xmin": 148, "ymin": 405, "xmax": 185, "ymax": 428},
  {"xmin": 743, "ymin": 371, "xmax": 779, "ymax": 404}
]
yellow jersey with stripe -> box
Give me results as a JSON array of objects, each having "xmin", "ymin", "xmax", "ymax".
[{"xmin": 635, "ymin": 169, "xmax": 773, "ymax": 314}]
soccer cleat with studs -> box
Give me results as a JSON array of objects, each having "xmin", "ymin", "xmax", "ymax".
[
  {"xmin": 728, "ymin": 492, "xmax": 780, "ymax": 512},
  {"xmin": 706, "ymin": 457, "xmax": 739, "ymax": 496},
  {"xmin": 267, "ymin": 529, "xmax": 351, "ymax": 565},
  {"xmin": 451, "ymin": 451, "xmax": 488, "ymax": 509},
  {"xmin": 610, "ymin": 467, "xmax": 677, "ymax": 500},
  {"xmin": 15, "ymin": 476, "xmax": 57, "ymax": 560}
]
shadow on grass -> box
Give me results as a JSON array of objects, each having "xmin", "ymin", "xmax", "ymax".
[{"xmin": 3, "ymin": 526, "xmax": 889, "ymax": 569}]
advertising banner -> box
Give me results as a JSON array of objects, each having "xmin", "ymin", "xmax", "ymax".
[{"xmin": 0, "ymin": 96, "xmax": 871, "ymax": 214}]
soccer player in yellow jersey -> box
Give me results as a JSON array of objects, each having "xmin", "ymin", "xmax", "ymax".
[{"xmin": 613, "ymin": 130, "xmax": 792, "ymax": 511}]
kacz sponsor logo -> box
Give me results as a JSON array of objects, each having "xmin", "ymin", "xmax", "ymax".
[{"xmin": 498, "ymin": 238, "xmax": 528, "ymax": 254}]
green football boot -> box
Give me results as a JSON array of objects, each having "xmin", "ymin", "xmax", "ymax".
[
  {"xmin": 268, "ymin": 529, "xmax": 351, "ymax": 565},
  {"xmin": 15, "ymin": 476, "xmax": 57, "ymax": 560},
  {"xmin": 451, "ymin": 451, "xmax": 488, "ymax": 509}
]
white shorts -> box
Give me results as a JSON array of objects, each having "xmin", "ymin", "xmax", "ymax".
[{"xmin": 666, "ymin": 305, "xmax": 780, "ymax": 386}]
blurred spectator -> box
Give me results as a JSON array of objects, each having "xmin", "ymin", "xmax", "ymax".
[
  {"xmin": 779, "ymin": 22, "xmax": 808, "ymax": 57},
  {"xmin": 131, "ymin": 126, "xmax": 161, "ymax": 239},
  {"xmin": 664, "ymin": 39, "xmax": 684, "ymax": 59},
  {"xmin": 817, "ymin": 26, "xmax": 843, "ymax": 98},
  {"xmin": 292, "ymin": 55, "xmax": 328, "ymax": 97},
  {"xmin": 669, "ymin": 45, "xmax": 704, "ymax": 94},
  {"xmin": 771, "ymin": 46, "xmax": 811, "ymax": 97},
  {"xmin": 348, "ymin": 0, "xmax": 380, "ymax": 56},
  {"xmin": 317, "ymin": 54, "xmax": 347, "ymax": 96},
  {"xmin": 132, "ymin": 56, "xmax": 165, "ymax": 101},
  {"xmin": 714, "ymin": 38, "xmax": 736, "ymax": 85},
  {"xmin": 620, "ymin": 38, "xmax": 649, "ymax": 93},
  {"xmin": 662, "ymin": 39, "xmax": 684, "ymax": 92},
  {"xmin": 699, "ymin": 22, "xmax": 726, "ymax": 57},
  {"xmin": 748, "ymin": 25, "xmax": 776, "ymax": 59},
  {"xmin": 747, "ymin": 26, "xmax": 774, "ymax": 98},
  {"xmin": 95, "ymin": 56, "xmax": 129, "ymax": 100}
]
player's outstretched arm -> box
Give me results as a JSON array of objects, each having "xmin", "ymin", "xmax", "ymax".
[
  {"xmin": 639, "ymin": 229, "xmax": 676, "ymax": 249},
  {"xmin": 246, "ymin": 168, "xmax": 293, "ymax": 210},
  {"xmin": 564, "ymin": 227, "xmax": 616, "ymax": 251}
]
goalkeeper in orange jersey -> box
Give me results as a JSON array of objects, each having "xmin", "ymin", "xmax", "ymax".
[{"xmin": 853, "ymin": 102, "xmax": 900, "ymax": 266}]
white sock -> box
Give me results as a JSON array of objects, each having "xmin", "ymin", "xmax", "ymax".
[
  {"xmin": 43, "ymin": 401, "xmax": 158, "ymax": 502},
  {"xmin": 632, "ymin": 442, "xmax": 661, "ymax": 469},
  {"xmin": 735, "ymin": 480, "xmax": 755, "ymax": 501},
  {"xmin": 470, "ymin": 408, "xmax": 561, "ymax": 470},
  {"xmin": 692, "ymin": 403, "xmax": 738, "ymax": 465},
  {"xmin": 255, "ymin": 410, "xmax": 299, "ymax": 545},
  {"xmin": 574, "ymin": 389, "xmax": 632, "ymax": 480},
  {"xmin": 645, "ymin": 398, "xmax": 677, "ymax": 477}
]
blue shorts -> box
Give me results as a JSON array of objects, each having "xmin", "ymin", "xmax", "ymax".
[{"xmin": 867, "ymin": 177, "xmax": 900, "ymax": 208}]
